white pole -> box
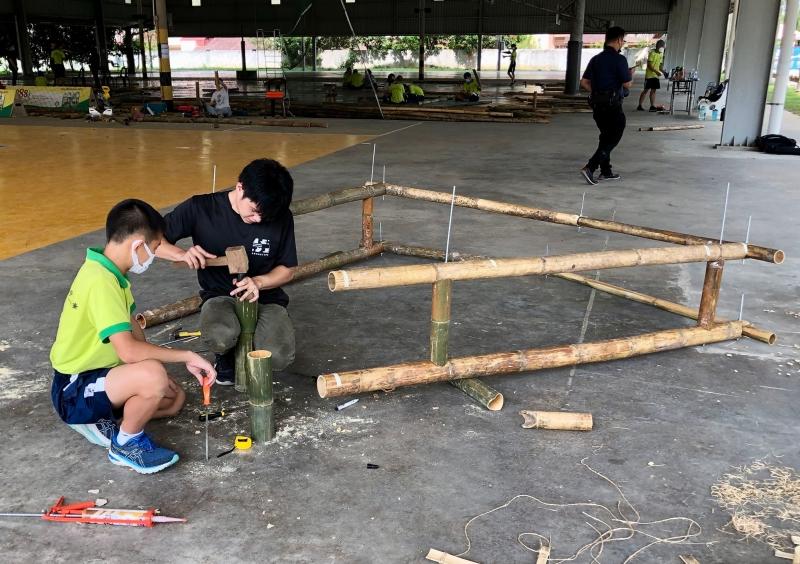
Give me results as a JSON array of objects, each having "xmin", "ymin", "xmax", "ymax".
[{"xmin": 767, "ymin": 0, "xmax": 800, "ymax": 134}]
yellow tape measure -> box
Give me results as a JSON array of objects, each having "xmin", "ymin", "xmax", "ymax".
[{"xmin": 234, "ymin": 435, "xmax": 252, "ymax": 450}]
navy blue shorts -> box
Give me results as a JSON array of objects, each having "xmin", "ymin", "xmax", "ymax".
[{"xmin": 51, "ymin": 368, "xmax": 121, "ymax": 424}]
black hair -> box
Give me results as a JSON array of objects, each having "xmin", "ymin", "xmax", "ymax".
[
  {"xmin": 605, "ymin": 26, "xmax": 626, "ymax": 44},
  {"xmin": 395, "ymin": 74, "xmax": 403, "ymax": 81},
  {"xmin": 463, "ymin": 71, "xmax": 471, "ymax": 79},
  {"xmin": 106, "ymin": 199, "xmax": 166, "ymax": 243},
  {"xmin": 656, "ymin": 39, "xmax": 665, "ymax": 48},
  {"xmin": 238, "ymin": 158, "xmax": 294, "ymax": 223}
]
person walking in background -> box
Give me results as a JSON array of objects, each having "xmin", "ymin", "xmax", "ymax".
[
  {"xmin": 637, "ymin": 39, "xmax": 668, "ymax": 111},
  {"xmin": 50, "ymin": 42, "xmax": 66, "ymax": 85},
  {"xmin": 579, "ymin": 26, "xmax": 633, "ymax": 186},
  {"xmin": 504, "ymin": 43, "xmax": 518, "ymax": 85}
]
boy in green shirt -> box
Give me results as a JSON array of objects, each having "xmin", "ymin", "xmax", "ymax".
[
  {"xmin": 50, "ymin": 199, "xmax": 216, "ymax": 474},
  {"xmin": 637, "ymin": 40, "xmax": 668, "ymax": 111},
  {"xmin": 386, "ymin": 75, "xmax": 406, "ymax": 104},
  {"xmin": 456, "ymin": 71, "xmax": 480, "ymax": 102}
]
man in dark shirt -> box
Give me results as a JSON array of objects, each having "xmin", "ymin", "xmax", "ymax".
[
  {"xmin": 156, "ymin": 159, "xmax": 297, "ymax": 384},
  {"xmin": 579, "ymin": 26, "xmax": 633, "ymax": 185}
]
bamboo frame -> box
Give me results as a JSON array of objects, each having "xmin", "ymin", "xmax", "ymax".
[
  {"xmin": 329, "ymin": 243, "xmax": 748, "ymax": 291},
  {"xmin": 289, "ymin": 184, "xmax": 386, "ymax": 216},
  {"xmin": 361, "ymin": 196, "xmax": 374, "ymax": 249},
  {"xmin": 317, "ymin": 322, "xmax": 744, "ymax": 398}
]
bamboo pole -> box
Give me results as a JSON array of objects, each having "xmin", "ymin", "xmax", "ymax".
[
  {"xmin": 234, "ymin": 300, "xmax": 259, "ymax": 393},
  {"xmin": 555, "ymin": 272, "xmax": 776, "ymax": 345},
  {"xmin": 426, "ymin": 549, "xmax": 478, "ymax": 564},
  {"xmin": 430, "ymin": 280, "xmax": 451, "ymax": 365},
  {"xmin": 520, "ymin": 410, "xmax": 593, "ymax": 431},
  {"xmin": 329, "ymin": 243, "xmax": 748, "ymax": 291},
  {"xmin": 361, "ymin": 196, "xmax": 374, "ymax": 248},
  {"xmin": 317, "ymin": 322, "xmax": 743, "ymax": 398},
  {"xmin": 383, "ymin": 243, "xmax": 776, "ymax": 345},
  {"xmin": 639, "ymin": 124, "xmax": 705, "ymax": 131},
  {"xmin": 382, "ymin": 184, "xmax": 784, "ymax": 264},
  {"xmin": 138, "ymin": 245, "xmax": 386, "ymax": 330},
  {"xmin": 429, "ymin": 280, "xmax": 503, "ymax": 410},
  {"xmin": 135, "ymin": 295, "xmax": 202, "ymax": 329},
  {"xmin": 290, "ymin": 184, "xmax": 387, "ymax": 217},
  {"xmin": 138, "ymin": 115, "xmax": 326, "ymax": 128},
  {"xmin": 384, "ymin": 184, "xmax": 580, "ymax": 225},
  {"xmin": 291, "ymin": 243, "xmax": 386, "ymax": 283},
  {"xmin": 697, "ymin": 260, "xmax": 725, "ymax": 328},
  {"xmin": 247, "ymin": 350, "xmax": 274, "ymax": 443}
]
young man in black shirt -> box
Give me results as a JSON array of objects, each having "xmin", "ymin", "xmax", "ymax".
[
  {"xmin": 156, "ymin": 159, "xmax": 297, "ymax": 384},
  {"xmin": 579, "ymin": 26, "xmax": 633, "ymax": 186}
]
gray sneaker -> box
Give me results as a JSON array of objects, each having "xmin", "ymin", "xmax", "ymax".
[
  {"xmin": 580, "ymin": 167, "xmax": 598, "ymax": 186},
  {"xmin": 598, "ymin": 172, "xmax": 621, "ymax": 181},
  {"xmin": 68, "ymin": 418, "xmax": 119, "ymax": 448}
]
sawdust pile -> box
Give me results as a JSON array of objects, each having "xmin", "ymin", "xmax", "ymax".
[{"xmin": 711, "ymin": 459, "xmax": 800, "ymax": 551}]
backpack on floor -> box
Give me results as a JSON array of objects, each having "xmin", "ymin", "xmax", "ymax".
[{"xmin": 756, "ymin": 134, "xmax": 800, "ymax": 155}]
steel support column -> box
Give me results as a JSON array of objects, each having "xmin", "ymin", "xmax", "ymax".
[
  {"xmin": 767, "ymin": 0, "xmax": 800, "ymax": 134},
  {"xmin": 564, "ymin": 0, "xmax": 586, "ymax": 95},
  {"xmin": 154, "ymin": 0, "xmax": 173, "ymax": 109},
  {"xmin": 719, "ymin": 0, "xmax": 781, "ymax": 146},
  {"xmin": 696, "ymin": 0, "xmax": 730, "ymax": 92}
]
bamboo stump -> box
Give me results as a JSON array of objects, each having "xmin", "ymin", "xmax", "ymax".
[
  {"xmin": 430, "ymin": 280, "xmax": 504, "ymax": 411},
  {"xmin": 234, "ymin": 300, "xmax": 259, "ymax": 393},
  {"xmin": 247, "ymin": 350, "xmax": 275, "ymax": 443},
  {"xmin": 697, "ymin": 260, "xmax": 724, "ymax": 328}
]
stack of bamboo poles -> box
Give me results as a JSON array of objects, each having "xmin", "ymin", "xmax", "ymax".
[{"xmin": 288, "ymin": 101, "xmax": 551, "ymax": 124}]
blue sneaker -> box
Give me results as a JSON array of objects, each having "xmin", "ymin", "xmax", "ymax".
[
  {"xmin": 68, "ymin": 418, "xmax": 119, "ymax": 448},
  {"xmin": 108, "ymin": 432, "xmax": 179, "ymax": 474}
]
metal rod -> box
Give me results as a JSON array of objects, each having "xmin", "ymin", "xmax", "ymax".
[
  {"xmin": 0, "ymin": 513, "xmax": 43, "ymax": 518},
  {"xmin": 578, "ymin": 191, "xmax": 585, "ymax": 231},
  {"xmin": 212, "ymin": 164, "xmax": 217, "ymax": 193},
  {"xmin": 738, "ymin": 293, "xmax": 745, "ymax": 321},
  {"xmin": 370, "ymin": 144, "xmax": 376, "ymax": 184},
  {"xmin": 444, "ymin": 186, "xmax": 456, "ymax": 263},
  {"xmin": 719, "ymin": 182, "xmax": 730, "ymax": 243},
  {"xmin": 205, "ymin": 416, "xmax": 209, "ymax": 461},
  {"xmin": 741, "ymin": 215, "xmax": 751, "ymax": 265}
]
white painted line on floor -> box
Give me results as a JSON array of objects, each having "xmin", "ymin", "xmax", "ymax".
[{"xmin": 371, "ymin": 121, "xmax": 423, "ymax": 139}]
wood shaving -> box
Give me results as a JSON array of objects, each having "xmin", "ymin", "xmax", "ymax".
[{"xmin": 711, "ymin": 459, "xmax": 800, "ymax": 552}]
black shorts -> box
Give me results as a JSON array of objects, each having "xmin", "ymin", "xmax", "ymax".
[
  {"xmin": 644, "ymin": 77, "xmax": 661, "ymax": 90},
  {"xmin": 508, "ymin": 61, "xmax": 516, "ymax": 73},
  {"xmin": 53, "ymin": 64, "xmax": 66, "ymax": 78}
]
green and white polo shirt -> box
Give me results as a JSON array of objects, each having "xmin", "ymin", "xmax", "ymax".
[{"xmin": 50, "ymin": 248, "xmax": 136, "ymax": 374}]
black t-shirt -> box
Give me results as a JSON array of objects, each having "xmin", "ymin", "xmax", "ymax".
[
  {"xmin": 582, "ymin": 46, "xmax": 631, "ymax": 97},
  {"xmin": 164, "ymin": 191, "xmax": 298, "ymax": 307}
]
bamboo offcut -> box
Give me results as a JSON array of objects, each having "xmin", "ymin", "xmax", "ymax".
[
  {"xmin": 134, "ymin": 295, "xmax": 202, "ymax": 329},
  {"xmin": 329, "ymin": 243, "xmax": 748, "ymax": 291},
  {"xmin": 383, "ymin": 184, "xmax": 784, "ymax": 264},
  {"xmin": 289, "ymin": 184, "xmax": 386, "ymax": 216},
  {"xmin": 234, "ymin": 300, "xmax": 259, "ymax": 393},
  {"xmin": 247, "ymin": 350, "xmax": 275, "ymax": 443},
  {"xmin": 317, "ymin": 322, "xmax": 743, "ymax": 398},
  {"xmin": 520, "ymin": 410, "xmax": 593, "ymax": 431}
]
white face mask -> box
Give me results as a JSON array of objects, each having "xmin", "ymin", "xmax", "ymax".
[{"xmin": 130, "ymin": 240, "xmax": 155, "ymax": 274}]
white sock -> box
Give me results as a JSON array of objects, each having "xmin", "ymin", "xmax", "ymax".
[{"xmin": 116, "ymin": 429, "xmax": 143, "ymax": 446}]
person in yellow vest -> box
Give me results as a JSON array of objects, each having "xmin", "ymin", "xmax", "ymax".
[
  {"xmin": 50, "ymin": 42, "xmax": 66, "ymax": 85},
  {"xmin": 349, "ymin": 68, "xmax": 365, "ymax": 89},
  {"xmin": 50, "ymin": 199, "xmax": 216, "ymax": 474},
  {"xmin": 637, "ymin": 40, "xmax": 668, "ymax": 111},
  {"xmin": 342, "ymin": 66, "xmax": 353, "ymax": 88},
  {"xmin": 406, "ymin": 82, "xmax": 425, "ymax": 104},
  {"xmin": 456, "ymin": 71, "xmax": 480, "ymax": 102},
  {"xmin": 386, "ymin": 74, "xmax": 406, "ymax": 104}
]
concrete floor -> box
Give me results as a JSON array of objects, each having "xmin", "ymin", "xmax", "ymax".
[{"xmin": 0, "ymin": 101, "xmax": 798, "ymax": 563}]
